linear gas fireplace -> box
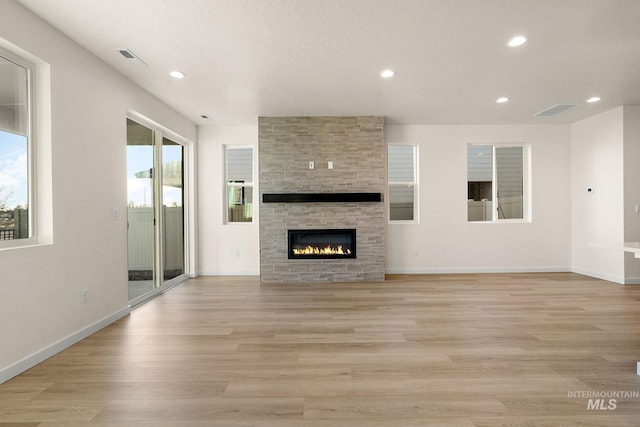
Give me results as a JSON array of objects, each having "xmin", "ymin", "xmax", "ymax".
[{"xmin": 288, "ymin": 229, "xmax": 356, "ymax": 259}]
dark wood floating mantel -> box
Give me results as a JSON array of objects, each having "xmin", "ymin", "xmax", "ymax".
[{"xmin": 262, "ymin": 193, "xmax": 382, "ymax": 203}]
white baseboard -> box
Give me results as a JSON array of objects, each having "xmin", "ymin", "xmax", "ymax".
[
  {"xmin": 570, "ymin": 267, "xmax": 625, "ymax": 284},
  {"xmin": 0, "ymin": 306, "xmax": 130, "ymax": 384},
  {"xmin": 385, "ymin": 266, "xmax": 571, "ymax": 275},
  {"xmin": 198, "ymin": 270, "xmax": 260, "ymax": 276}
]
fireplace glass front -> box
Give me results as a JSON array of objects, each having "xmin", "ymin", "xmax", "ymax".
[{"xmin": 288, "ymin": 229, "xmax": 356, "ymax": 259}]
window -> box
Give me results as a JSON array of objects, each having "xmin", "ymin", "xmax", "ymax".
[
  {"xmin": 467, "ymin": 144, "xmax": 529, "ymax": 222},
  {"xmin": 388, "ymin": 145, "xmax": 417, "ymax": 222},
  {"xmin": 225, "ymin": 146, "xmax": 253, "ymax": 223},
  {"xmin": 0, "ymin": 47, "xmax": 32, "ymax": 243}
]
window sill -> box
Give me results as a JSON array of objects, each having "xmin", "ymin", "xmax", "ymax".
[
  {"xmin": 468, "ymin": 219, "xmax": 531, "ymax": 224},
  {"xmin": 389, "ymin": 220, "xmax": 419, "ymax": 225},
  {"xmin": 0, "ymin": 238, "xmax": 52, "ymax": 252}
]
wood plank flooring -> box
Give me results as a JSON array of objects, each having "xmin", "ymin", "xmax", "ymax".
[{"xmin": 1, "ymin": 273, "xmax": 640, "ymax": 426}]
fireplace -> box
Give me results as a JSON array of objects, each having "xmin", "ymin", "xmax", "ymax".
[{"xmin": 288, "ymin": 229, "xmax": 356, "ymax": 259}]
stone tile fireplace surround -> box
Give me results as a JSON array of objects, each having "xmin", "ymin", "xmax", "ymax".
[{"xmin": 259, "ymin": 116, "xmax": 385, "ymax": 283}]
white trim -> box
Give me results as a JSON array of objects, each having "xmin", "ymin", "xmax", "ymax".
[
  {"xmin": 0, "ymin": 39, "xmax": 52, "ymax": 245},
  {"xmin": 467, "ymin": 142, "xmax": 531, "ymax": 223},
  {"xmin": 586, "ymin": 243, "xmax": 640, "ymax": 285},
  {"xmin": 385, "ymin": 266, "xmax": 571, "ymax": 275},
  {"xmin": 199, "ymin": 271, "xmax": 260, "ymax": 277},
  {"xmin": 128, "ymin": 275, "xmax": 189, "ymax": 308},
  {"xmin": 126, "ymin": 111, "xmax": 196, "ymax": 287},
  {"xmin": 187, "ymin": 138, "xmax": 198, "ymax": 277},
  {"xmin": 223, "ymin": 144, "xmax": 255, "ymax": 224},
  {"xmin": 0, "ymin": 45, "xmax": 35, "ymax": 248},
  {"xmin": 570, "ymin": 267, "xmax": 625, "ymax": 284},
  {"xmin": 0, "ymin": 306, "xmax": 130, "ymax": 384},
  {"xmin": 467, "ymin": 219, "xmax": 531, "ymax": 225},
  {"xmin": 127, "ymin": 111, "xmax": 191, "ymax": 147}
]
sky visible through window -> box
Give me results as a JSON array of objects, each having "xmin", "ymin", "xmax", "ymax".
[
  {"xmin": 127, "ymin": 145, "xmax": 183, "ymax": 207},
  {"xmin": 1, "ymin": 130, "xmax": 183, "ymax": 210},
  {"xmin": 0, "ymin": 129, "xmax": 28, "ymax": 209}
]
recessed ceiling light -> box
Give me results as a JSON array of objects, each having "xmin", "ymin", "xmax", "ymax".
[
  {"xmin": 586, "ymin": 96, "xmax": 601, "ymax": 103},
  {"xmin": 507, "ymin": 35, "xmax": 528, "ymax": 47},
  {"xmin": 380, "ymin": 69, "xmax": 395, "ymax": 78},
  {"xmin": 170, "ymin": 70, "xmax": 185, "ymax": 79},
  {"xmin": 496, "ymin": 97, "xmax": 510, "ymax": 103}
]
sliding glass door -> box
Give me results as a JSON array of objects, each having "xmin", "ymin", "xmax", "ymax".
[
  {"xmin": 161, "ymin": 137, "xmax": 184, "ymax": 281},
  {"xmin": 126, "ymin": 119, "xmax": 156, "ymax": 300},
  {"xmin": 126, "ymin": 118, "xmax": 186, "ymax": 304}
]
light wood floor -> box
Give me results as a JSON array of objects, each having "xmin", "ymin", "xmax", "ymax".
[{"xmin": 2, "ymin": 273, "xmax": 640, "ymax": 426}]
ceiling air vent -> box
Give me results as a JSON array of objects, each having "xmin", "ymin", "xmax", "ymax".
[
  {"xmin": 534, "ymin": 104, "xmax": 577, "ymax": 117},
  {"xmin": 117, "ymin": 49, "xmax": 147, "ymax": 66}
]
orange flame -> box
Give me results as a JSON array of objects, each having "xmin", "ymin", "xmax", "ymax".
[{"xmin": 292, "ymin": 245, "xmax": 352, "ymax": 256}]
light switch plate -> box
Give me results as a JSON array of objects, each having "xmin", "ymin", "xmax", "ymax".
[{"xmin": 309, "ymin": 161, "xmax": 315, "ymax": 169}]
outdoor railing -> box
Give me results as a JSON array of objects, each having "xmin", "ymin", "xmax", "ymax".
[{"xmin": 0, "ymin": 229, "xmax": 15, "ymax": 240}]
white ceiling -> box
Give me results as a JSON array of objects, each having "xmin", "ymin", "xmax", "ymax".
[{"xmin": 15, "ymin": 0, "xmax": 640, "ymax": 125}]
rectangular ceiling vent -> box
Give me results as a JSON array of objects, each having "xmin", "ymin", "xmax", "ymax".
[
  {"xmin": 534, "ymin": 104, "xmax": 577, "ymax": 117},
  {"xmin": 117, "ymin": 49, "xmax": 147, "ymax": 66}
]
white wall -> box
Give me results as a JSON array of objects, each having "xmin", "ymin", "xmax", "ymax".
[
  {"xmin": 198, "ymin": 125, "xmax": 259, "ymax": 275},
  {"xmin": 0, "ymin": 2, "xmax": 196, "ymax": 382},
  {"xmin": 570, "ymin": 108, "xmax": 626, "ymax": 283},
  {"xmin": 385, "ymin": 124, "xmax": 571, "ymax": 273},
  {"xmin": 198, "ymin": 123, "xmax": 572, "ymax": 275}
]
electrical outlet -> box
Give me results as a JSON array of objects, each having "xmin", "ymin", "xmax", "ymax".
[{"xmin": 81, "ymin": 288, "xmax": 88, "ymax": 304}]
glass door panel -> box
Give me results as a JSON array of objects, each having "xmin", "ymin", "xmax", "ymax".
[
  {"xmin": 126, "ymin": 119, "xmax": 156, "ymax": 300},
  {"xmin": 162, "ymin": 137, "xmax": 184, "ymax": 282}
]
